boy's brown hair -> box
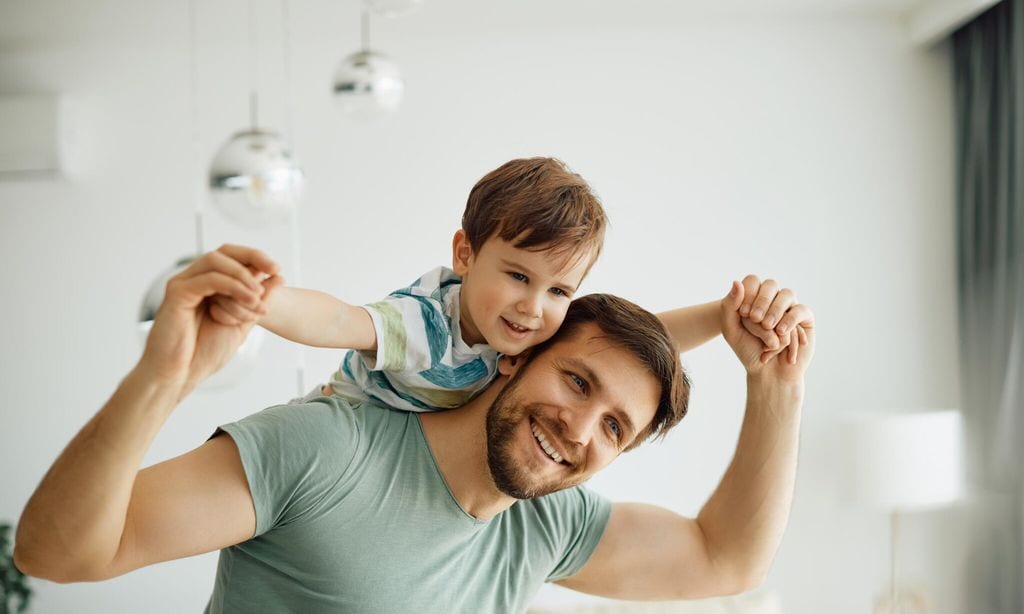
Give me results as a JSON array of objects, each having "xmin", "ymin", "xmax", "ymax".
[{"xmin": 462, "ymin": 157, "xmax": 608, "ymax": 266}]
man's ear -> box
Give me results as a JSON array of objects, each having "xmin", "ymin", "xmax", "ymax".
[
  {"xmin": 497, "ymin": 351, "xmax": 531, "ymax": 377},
  {"xmin": 451, "ymin": 229, "xmax": 474, "ymax": 277}
]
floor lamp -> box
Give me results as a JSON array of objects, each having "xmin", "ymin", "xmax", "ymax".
[{"xmin": 842, "ymin": 409, "xmax": 964, "ymax": 614}]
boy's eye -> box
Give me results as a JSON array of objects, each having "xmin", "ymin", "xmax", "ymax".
[
  {"xmin": 508, "ymin": 272, "xmax": 528, "ymax": 283},
  {"xmin": 605, "ymin": 417, "xmax": 622, "ymax": 440},
  {"xmin": 549, "ymin": 287, "xmax": 570, "ymax": 298}
]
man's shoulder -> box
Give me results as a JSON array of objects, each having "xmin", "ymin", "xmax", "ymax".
[
  {"xmin": 510, "ymin": 486, "xmax": 611, "ymax": 527},
  {"xmin": 221, "ymin": 397, "xmax": 415, "ymax": 450}
]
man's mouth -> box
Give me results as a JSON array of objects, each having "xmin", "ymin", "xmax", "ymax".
[{"xmin": 530, "ymin": 419, "xmax": 568, "ymax": 465}]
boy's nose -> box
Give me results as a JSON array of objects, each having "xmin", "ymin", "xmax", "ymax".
[{"xmin": 516, "ymin": 294, "xmax": 543, "ymax": 319}]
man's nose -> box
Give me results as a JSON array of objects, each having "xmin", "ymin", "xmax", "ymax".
[{"xmin": 557, "ymin": 405, "xmax": 602, "ymax": 447}]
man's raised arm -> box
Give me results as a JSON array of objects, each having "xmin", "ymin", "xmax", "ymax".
[
  {"xmin": 559, "ymin": 280, "xmax": 815, "ymax": 600},
  {"xmin": 14, "ymin": 245, "xmax": 282, "ymax": 582}
]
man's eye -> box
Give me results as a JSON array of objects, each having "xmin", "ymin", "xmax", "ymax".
[
  {"xmin": 569, "ymin": 373, "xmax": 587, "ymax": 392},
  {"xmin": 509, "ymin": 272, "xmax": 528, "ymax": 283},
  {"xmin": 605, "ymin": 418, "xmax": 622, "ymax": 439}
]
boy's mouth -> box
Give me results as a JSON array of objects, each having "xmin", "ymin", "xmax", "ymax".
[{"xmin": 501, "ymin": 317, "xmax": 533, "ymax": 337}]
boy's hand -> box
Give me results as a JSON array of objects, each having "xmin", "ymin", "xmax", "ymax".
[
  {"xmin": 723, "ymin": 280, "xmax": 814, "ymax": 378},
  {"xmin": 726, "ymin": 275, "xmax": 807, "ymax": 364}
]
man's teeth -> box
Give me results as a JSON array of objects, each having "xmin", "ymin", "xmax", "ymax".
[{"xmin": 531, "ymin": 424, "xmax": 564, "ymax": 464}]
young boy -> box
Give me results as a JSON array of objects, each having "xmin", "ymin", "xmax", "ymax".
[{"xmin": 247, "ymin": 157, "xmax": 785, "ymax": 412}]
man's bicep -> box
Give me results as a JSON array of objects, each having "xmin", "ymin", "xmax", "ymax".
[
  {"xmin": 107, "ymin": 433, "xmax": 256, "ymax": 578},
  {"xmin": 555, "ymin": 502, "xmax": 742, "ymax": 601}
]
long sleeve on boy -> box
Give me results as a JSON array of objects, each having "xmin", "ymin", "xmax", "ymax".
[{"xmin": 327, "ymin": 267, "xmax": 500, "ymax": 412}]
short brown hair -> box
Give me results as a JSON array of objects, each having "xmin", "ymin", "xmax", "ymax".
[
  {"xmin": 526, "ymin": 294, "xmax": 690, "ymax": 451},
  {"xmin": 462, "ymin": 157, "xmax": 607, "ymax": 265}
]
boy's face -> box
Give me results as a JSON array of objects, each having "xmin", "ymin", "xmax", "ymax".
[{"xmin": 452, "ymin": 230, "xmax": 593, "ymax": 356}]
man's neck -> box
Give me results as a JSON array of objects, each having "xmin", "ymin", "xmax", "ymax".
[{"xmin": 418, "ymin": 379, "xmax": 519, "ymax": 521}]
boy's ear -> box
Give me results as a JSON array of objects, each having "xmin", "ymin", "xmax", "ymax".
[
  {"xmin": 497, "ymin": 352, "xmax": 531, "ymax": 376},
  {"xmin": 451, "ymin": 229, "xmax": 474, "ymax": 276}
]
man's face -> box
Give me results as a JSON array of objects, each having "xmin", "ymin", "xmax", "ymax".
[{"xmin": 485, "ymin": 323, "xmax": 661, "ymax": 499}]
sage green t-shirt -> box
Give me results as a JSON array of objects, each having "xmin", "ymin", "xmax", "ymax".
[{"xmin": 205, "ymin": 397, "xmax": 612, "ymax": 613}]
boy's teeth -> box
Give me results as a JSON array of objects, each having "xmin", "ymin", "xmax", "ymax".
[{"xmin": 531, "ymin": 424, "xmax": 564, "ymax": 464}]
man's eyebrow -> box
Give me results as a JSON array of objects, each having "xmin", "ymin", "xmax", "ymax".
[
  {"xmin": 500, "ymin": 258, "xmax": 579, "ymax": 293},
  {"xmin": 559, "ymin": 357, "xmax": 637, "ymax": 441}
]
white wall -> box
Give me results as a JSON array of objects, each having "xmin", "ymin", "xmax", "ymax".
[{"xmin": 0, "ymin": 1, "xmax": 963, "ymax": 612}]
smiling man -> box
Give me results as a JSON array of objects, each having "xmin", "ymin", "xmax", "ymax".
[{"xmin": 14, "ymin": 245, "xmax": 815, "ymax": 613}]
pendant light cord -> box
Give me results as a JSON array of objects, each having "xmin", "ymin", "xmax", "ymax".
[
  {"xmin": 282, "ymin": 0, "xmax": 306, "ymax": 396},
  {"xmin": 188, "ymin": 0, "xmax": 205, "ymax": 255},
  {"xmin": 248, "ymin": 0, "xmax": 260, "ymax": 129}
]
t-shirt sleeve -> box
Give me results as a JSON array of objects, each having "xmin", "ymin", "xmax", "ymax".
[
  {"xmin": 544, "ymin": 487, "xmax": 614, "ymax": 582},
  {"xmin": 358, "ymin": 285, "xmax": 452, "ymax": 374},
  {"xmin": 215, "ymin": 399, "xmax": 361, "ymax": 537}
]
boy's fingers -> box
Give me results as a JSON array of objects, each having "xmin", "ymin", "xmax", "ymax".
[
  {"xmin": 209, "ymin": 302, "xmax": 243, "ymax": 326},
  {"xmin": 211, "ymin": 295, "xmax": 263, "ymax": 322},
  {"xmin": 775, "ymin": 304, "xmax": 814, "ymax": 337},
  {"xmin": 742, "ymin": 317, "xmax": 780, "ymax": 350}
]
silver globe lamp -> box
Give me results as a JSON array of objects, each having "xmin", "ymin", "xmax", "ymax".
[
  {"xmin": 333, "ymin": 9, "xmax": 404, "ymax": 118},
  {"xmin": 138, "ymin": 256, "xmax": 265, "ymax": 390},
  {"xmin": 333, "ymin": 50, "xmax": 404, "ymax": 117},
  {"xmin": 209, "ymin": 127, "xmax": 304, "ymax": 227}
]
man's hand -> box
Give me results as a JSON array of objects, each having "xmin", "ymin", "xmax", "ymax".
[
  {"xmin": 723, "ymin": 278, "xmax": 814, "ymax": 382},
  {"xmin": 139, "ymin": 244, "xmax": 282, "ymax": 395}
]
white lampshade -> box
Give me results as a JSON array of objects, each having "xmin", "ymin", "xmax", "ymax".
[{"xmin": 842, "ymin": 409, "xmax": 964, "ymax": 512}]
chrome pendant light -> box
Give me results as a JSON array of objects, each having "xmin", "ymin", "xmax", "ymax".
[
  {"xmin": 209, "ymin": 0, "xmax": 304, "ymax": 226},
  {"xmin": 332, "ymin": 9, "xmax": 404, "ymax": 118}
]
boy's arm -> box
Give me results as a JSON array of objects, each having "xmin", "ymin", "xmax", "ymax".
[
  {"xmin": 657, "ymin": 275, "xmax": 798, "ymax": 354},
  {"xmin": 257, "ymin": 286, "xmax": 377, "ymax": 351},
  {"xmin": 657, "ymin": 300, "xmax": 722, "ymax": 353}
]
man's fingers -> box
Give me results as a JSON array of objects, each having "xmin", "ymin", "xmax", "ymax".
[
  {"xmin": 168, "ymin": 271, "xmax": 262, "ymax": 309},
  {"xmin": 748, "ymin": 278, "xmax": 779, "ymax": 323},
  {"xmin": 187, "ymin": 250, "xmax": 267, "ymax": 294},
  {"xmin": 762, "ymin": 288, "xmax": 796, "ymax": 329},
  {"xmin": 216, "ymin": 244, "xmax": 280, "ymax": 277},
  {"xmin": 798, "ymin": 324, "xmax": 809, "ymax": 346},
  {"xmin": 739, "ymin": 275, "xmax": 760, "ymax": 317}
]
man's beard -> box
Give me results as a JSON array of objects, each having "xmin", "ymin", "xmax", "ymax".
[{"xmin": 485, "ymin": 368, "xmax": 587, "ymax": 499}]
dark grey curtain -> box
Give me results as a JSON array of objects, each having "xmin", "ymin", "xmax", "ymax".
[{"xmin": 954, "ymin": 0, "xmax": 1024, "ymax": 612}]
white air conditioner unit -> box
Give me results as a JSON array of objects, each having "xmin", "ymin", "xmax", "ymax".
[{"xmin": 0, "ymin": 95, "xmax": 61, "ymax": 175}]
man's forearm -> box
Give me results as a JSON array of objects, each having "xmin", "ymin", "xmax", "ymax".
[
  {"xmin": 695, "ymin": 374, "xmax": 803, "ymax": 586},
  {"xmin": 15, "ymin": 367, "xmax": 182, "ymax": 581}
]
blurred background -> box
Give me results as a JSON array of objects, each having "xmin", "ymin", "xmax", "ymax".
[{"xmin": 1, "ymin": 0, "xmax": 1020, "ymax": 612}]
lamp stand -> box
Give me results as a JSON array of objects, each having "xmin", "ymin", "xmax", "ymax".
[{"xmin": 874, "ymin": 511, "xmax": 929, "ymax": 614}]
